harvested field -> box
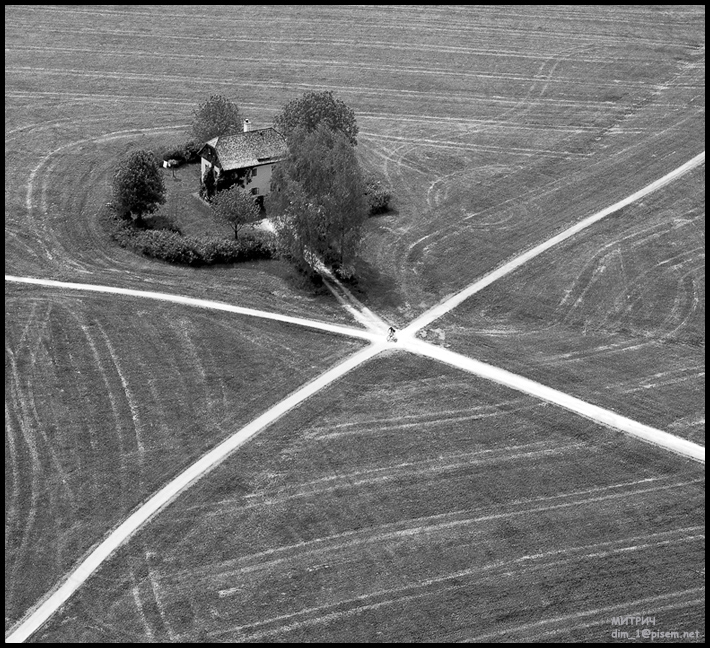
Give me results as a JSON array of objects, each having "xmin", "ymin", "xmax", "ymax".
[
  {"xmin": 4, "ymin": 4, "xmax": 705, "ymax": 643},
  {"xmin": 434, "ymin": 168, "xmax": 705, "ymax": 444},
  {"xmin": 5, "ymin": 284, "xmax": 363, "ymax": 631},
  {"xmin": 31, "ymin": 354, "xmax": 705, "ymax": 642}
]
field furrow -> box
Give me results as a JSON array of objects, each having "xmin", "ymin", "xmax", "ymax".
[{"xmin": 4, "ymin": 285, "xmax": 363, "ymax": 632}]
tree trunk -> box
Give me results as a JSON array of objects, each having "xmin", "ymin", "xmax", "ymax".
[{"xmin": 340, "ymin": 225, "xmax": 345, "ymax": 266}]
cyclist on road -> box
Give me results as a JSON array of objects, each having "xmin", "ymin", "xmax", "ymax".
[{"xmin": 386, "ymin": 326, "xmax": 397, "ymax": 342}]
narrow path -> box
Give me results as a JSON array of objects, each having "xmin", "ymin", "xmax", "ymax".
[
  {"xmin": 4, "ymin": 343, "xmax": 385, "ymax": 644},
  {"xmin": 4, "ymin": 276, "xmax": 379, "ymax": 343},
  {"xmin": 306, "ymin": 251, "xmax": 390, "ymax": 333},
  {"xmin": 320, "ymin": 271, "xmax": 390, "ymax": 334},
  {"xmin": 402, "ymin": 151, "xmax": 705, "ymax": 335}
]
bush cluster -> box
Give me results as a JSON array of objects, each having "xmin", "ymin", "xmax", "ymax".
[
  {"xmin": 158, "ymin": 139, "xmax": 202, "ymax": 167},
  {"xmin": 364, "ymin": 174, "xmax": 393, "ymax": 215},
  {"xmin": 105, "ymin": 209, "xmax": 275, "ymax": 266}
]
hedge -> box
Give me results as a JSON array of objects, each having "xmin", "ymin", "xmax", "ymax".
[
  {"xmin": 105, "ymin": 210, "xmax": 276, "ymax": 266},
  {"xmin": 157, "ymin": 139, "xmax": 202, "ymax": 167}
]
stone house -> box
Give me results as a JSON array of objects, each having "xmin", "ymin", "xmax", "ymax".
[{"xmin": 197, "ymin": 119, "xmax": 287, "ymax": 200}]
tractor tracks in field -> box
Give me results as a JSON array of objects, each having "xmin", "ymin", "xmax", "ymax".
[
  {"xmin": 4, "ymin": 276, "xmax": 380, "ymax": 344},
  {"xmin": 402, "ymin": 151, "xmax": 706, "ymax": 335},
  {"xmin": 4, "ymin": 150, "xmax": 706, "ymax": 642}
]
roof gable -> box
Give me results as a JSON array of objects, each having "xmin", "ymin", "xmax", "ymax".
[{"xmin": 202, "ymin": 128, "xmax": 287, "ymax": 170}]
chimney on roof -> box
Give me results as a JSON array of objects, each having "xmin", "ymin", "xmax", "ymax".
[{"xmin": 243, "ymin": 119, "xmax": 251, "ymax": 133}]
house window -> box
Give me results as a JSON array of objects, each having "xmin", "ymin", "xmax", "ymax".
[
  {"xmin": 252, "ymin": 167, "xmax": 257, "ymax": 177},
  {"xmin": 251, "ymin": 187, "xmax": 260, "ymax": 195}
]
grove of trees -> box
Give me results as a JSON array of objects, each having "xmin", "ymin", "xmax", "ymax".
[
  {"xmin": 112, "ymin": 149, "xmax": 166, "ymax": 223},
  {"xmin": 267, "ymin": 123, "xmax": 367, "ymax": 276}
]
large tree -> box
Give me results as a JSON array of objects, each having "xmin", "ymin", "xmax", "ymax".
[
  {"xmin": 112, "ymin": 149, "xmax": 166, "ymax": 223},
  {"xmin": 212, "ymin": 185, "xmax": 261, "ymax": 240},
  {"xmin": 273, "ymin": 90, "xmax": 358, "ymax": 146},
  {"xmin": 267, "ymin": 124, "xmax": 367, "ymax": 273},
  {"xmin": 191, "ymin": 94, "xmax": 243, "ymax": 143}
]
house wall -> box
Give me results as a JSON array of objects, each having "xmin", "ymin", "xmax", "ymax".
[
  {"xmin": 200, "ymin": 158, "xmax": 213, "ymax": 181},
  {"xmin": 245, "ymin": 162, "xmax": 277, "ymax": 196}
]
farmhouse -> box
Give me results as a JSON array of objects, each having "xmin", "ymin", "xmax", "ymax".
[{"xmin": 198, "ymin": 119, "xmax": 287, "ymax": 199}]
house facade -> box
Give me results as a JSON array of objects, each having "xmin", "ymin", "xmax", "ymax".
[{"xmin": 198, "ymin": 120, "xmax": 287, "ymax": 199}]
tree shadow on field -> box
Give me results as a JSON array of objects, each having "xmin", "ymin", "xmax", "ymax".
[
  {"xmin": 348, "ymin": 257, "xmax": 403, "ymax": 311},
  {"xmin": 369, "ymin": 205, "xmax": 400, "ymax": 220}
]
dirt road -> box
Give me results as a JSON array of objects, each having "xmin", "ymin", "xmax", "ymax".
[
  {"xmin": 403, "ymin": 339, "xmax": 705, "ymax": 463},
  {"xmin": 4, "ymin": 276, "xmax": 379, "ymax": 343}
]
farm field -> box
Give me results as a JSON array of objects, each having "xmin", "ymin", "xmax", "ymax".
[
  {"xmin": 5, "ymin": 284, "xmax": 363, "ymax": 632},
  {"xmin": 4, "ymin": 5, "xmax": 704, "ymax": 321},
  {"xmin": 432, "ymin": 167, "xmax": 705, "ymax": 444},
  {"xmin": 31, "ymin": 354, "xmax": 705, "ymax": 642},
  {"xmin": 4, "ymin": 4, "xmax": 705, "ymax": 644}
]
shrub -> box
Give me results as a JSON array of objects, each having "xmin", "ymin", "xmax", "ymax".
[
  {"xmin": 136, "ymin": 229, "xmax": 201, "ymax": 264},
  {"xmin": 162, "ymin": 150, "xmax": 186, "ymax": 166},
  {"xmin": 142, "ymin": 212, "xmax": 182, "ymax": 234},
  {"xmin": 364, "ymin": 173, "xmax": 392, "ymax": 215},
  {"xmin": 157, "ymin": 139, "xmax": 202, "ymax": 167},
  {"xmin": 333, "ymin": 262, "xmax": 356, "ymax": 282},
  {"xmin": 182, "ymin": 139, "xmax": 202, "ymax": 163}
]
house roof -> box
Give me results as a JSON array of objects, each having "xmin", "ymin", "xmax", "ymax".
[{"xmin": 200, "ymin": 128, "xmax": 287, "ymax": 171}]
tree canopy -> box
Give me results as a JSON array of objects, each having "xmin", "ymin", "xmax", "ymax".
[
  {"xmin": 112, "ymin": 149, "xmax": 166, "ymax": 222},
  {"xmin": 267, "ymin": 124, "xmax": 367, "ymax": 274},
  {"xmin": 273, "ymin": 90, "xmax": 359, "ymax": 146},
  {"xmin": 211, "ymin": 185, "xmax": 261, "ymax": 240},
  {"xmin": 191, "ymin": 94, "xmax": 243, "ymax": 143}
]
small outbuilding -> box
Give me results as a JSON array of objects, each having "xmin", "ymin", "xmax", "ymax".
[{"xmin": 198, "ymin": 120, "xmax": 287, "ymax": 199}]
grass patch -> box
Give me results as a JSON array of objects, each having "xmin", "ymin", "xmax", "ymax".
[{"xmin": 101, "ymin": 203, "xmax": 277, "ymax": 267}]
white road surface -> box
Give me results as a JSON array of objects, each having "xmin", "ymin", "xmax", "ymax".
[{"xmin": 403, "ymin": 338, "xmax": 705, "ymax": 463}]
